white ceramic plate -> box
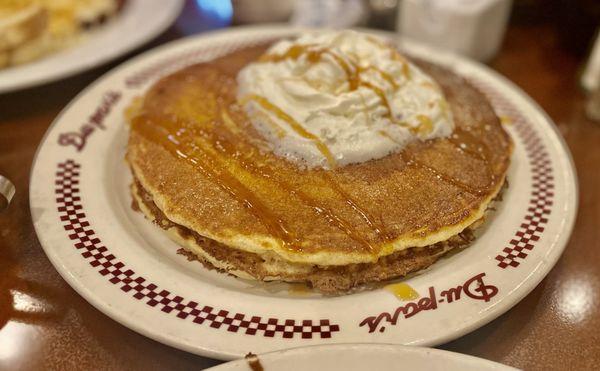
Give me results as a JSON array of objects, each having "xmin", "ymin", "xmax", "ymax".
[
  {"xmin": 0, "ymin": 0, "xmax": 183, "ymax": 93},
  {"xmin": 30, "ymin": 26, "xmax": 578, "ymax": 360},
  {"xmin": 208, "ymin": 344, "xmax": 517, "ymax": 370}
]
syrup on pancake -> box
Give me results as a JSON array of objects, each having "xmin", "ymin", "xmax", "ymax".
[{"xmin": 125, "ymin": 36, "xmax": 512, "ymax": 291}]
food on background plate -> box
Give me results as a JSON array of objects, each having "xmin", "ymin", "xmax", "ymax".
[
  {"xmin": 126, "ymin": 30, "xmax": 512, "ymax": 293},
  {"xmin": 0, "ymin": 0, "xmax": 123, "ymax": 68}
]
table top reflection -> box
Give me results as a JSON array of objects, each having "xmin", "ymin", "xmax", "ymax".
[{"xmin": 1, "ymin": 1, "xmax": 599, "ymax": 370}]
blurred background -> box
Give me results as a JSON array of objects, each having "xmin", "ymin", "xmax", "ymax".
[
  {"xmin": 184, "ymin": 0, "xmax": 599, "ymax": 58},
  {"xmin": 180, "ymin": 0, "xmax": 600, "ymax": 115}
]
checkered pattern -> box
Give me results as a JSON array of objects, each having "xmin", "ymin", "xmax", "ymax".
[
  {"xmin": 125, "ymin": 37, "xmax": 277, "ymax": 89},
  {"xmin": 55, "ymin": 160, "xmax": 340, "ymax": 338},
  {"xmin": 469, "ymin": 80, "xmax": 555, "ymax": 269}
]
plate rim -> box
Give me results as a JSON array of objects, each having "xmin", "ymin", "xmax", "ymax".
[
  {"xmin": 206, "ymin": 343, "xmax": 518, "ymax": 370},
  {"xmin": 29, "ymin": 25, "xmax": 579, "ymax": 360}
]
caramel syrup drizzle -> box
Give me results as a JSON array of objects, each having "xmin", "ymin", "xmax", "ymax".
[
  {"xmin": 365, "ymin": 35, "xmax": 411, "ymax": 79},
  {"xmin": 377, "ymin": 129, "xmax": 402, "ymax": 144},
  {"xmin": 230, "ymin": 89, "xmax": 391, "ymax": 243},
  {"xmin": 227, "ymin": 108, "xmax": 421, "ymax": 246},
  {"xmin": 259, "ymin": 43, "xmax": 416, "ymax": 131},
  {"xmin": 224, "ymin": 104, "xmax": 488, "ymax": 244},
  {"xmin": 415, "ymin": 115, "xmax": 433, "ymax": 136},
  {"xmin": 321, "ymin": 172, "xmax": 392, "ymax": 240},
  {"xmin": 133, "ymin": 42, "xmax": 495, "ymax": 253},
  {"xmin": 240, "ymin": 94, "xmax": 337, "ymax": 168},
  {"xmin": 210, "ymin": 109, "xmax": 383, "ymax": 250},
  {"xmin": 360, "ymin": 65, "xmax": 399, "ymax": 89},
  {"xmin": 135, "ymin": 97, "xmax": 493, "ymax": 253},
  {"xmin": 447, "ymin": 127, "xmax": 490, "ymax": 163},
  {"xmin": 230, "ymin": 151, "xmax": 388, "ymax": 249},
  {"xmin": 132, "ymin": 115, "xmax": 297, "ymax": 248},
  {"xmin": 399, "ymin": 150, "xmax": 489, "ymax": 196},
  {"xmin": 140, "ymin": 110, "xmax": 383, "ymax": 251}
]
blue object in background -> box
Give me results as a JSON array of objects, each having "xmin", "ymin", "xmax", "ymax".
[
  {"xmin": 176, "ymin": 0, "xmax": 233, "ymax": 34},
  {"xmin": 195, "ymin": 0, "xmax": 233, "ymax": 23}
]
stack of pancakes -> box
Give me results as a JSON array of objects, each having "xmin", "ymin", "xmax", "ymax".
[
  {"xmin": 126, "ymin": 44, "xmax": 512, "ymax": 293},
  {"xmin": 0, "ymin": 0, "xmax": 122, "ymax": 68}
]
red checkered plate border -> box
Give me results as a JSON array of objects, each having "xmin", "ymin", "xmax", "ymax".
[{"xmin": 30, "ymin": 27, "xmax": 578, "ymax": 360}]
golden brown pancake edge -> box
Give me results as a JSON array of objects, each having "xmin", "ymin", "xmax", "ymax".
[
  {"xmin": 125, "ymin": 43, "xmax": 513, "ymax": 268},
  {"xmin": 131, "ymin": 178, "xmax": 497, "ymax": 293}
]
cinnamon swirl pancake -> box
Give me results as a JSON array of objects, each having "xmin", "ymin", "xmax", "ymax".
[{"xmin": 125, "ymin": 31, "xmax": 512, "ymax": 293}]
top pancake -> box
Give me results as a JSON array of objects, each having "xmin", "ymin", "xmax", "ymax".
[{"xmin": 126, "ymin": 44, "xmax": 512, "ymax": 266}]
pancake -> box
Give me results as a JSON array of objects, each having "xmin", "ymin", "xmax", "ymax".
[
  {"xmin": 131, "ymin": 176, "xmax": 503, "ymax": 293},
  {"xmin": 0, "ymin": 0, "xmax": 122, "ymax": 68},
  {"xmin": 125, "ymin": 42, "xmax": 512, "ymax": 292}
]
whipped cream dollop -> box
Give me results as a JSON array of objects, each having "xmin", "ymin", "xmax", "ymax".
[{"xmin": 236, "ymin": 31, "xmax": 454, "ymax": 169}]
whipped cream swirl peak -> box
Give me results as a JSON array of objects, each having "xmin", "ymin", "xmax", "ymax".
[{"xmin": 237, "ymin": 31, "xmax": 454, "ymax": 169}]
